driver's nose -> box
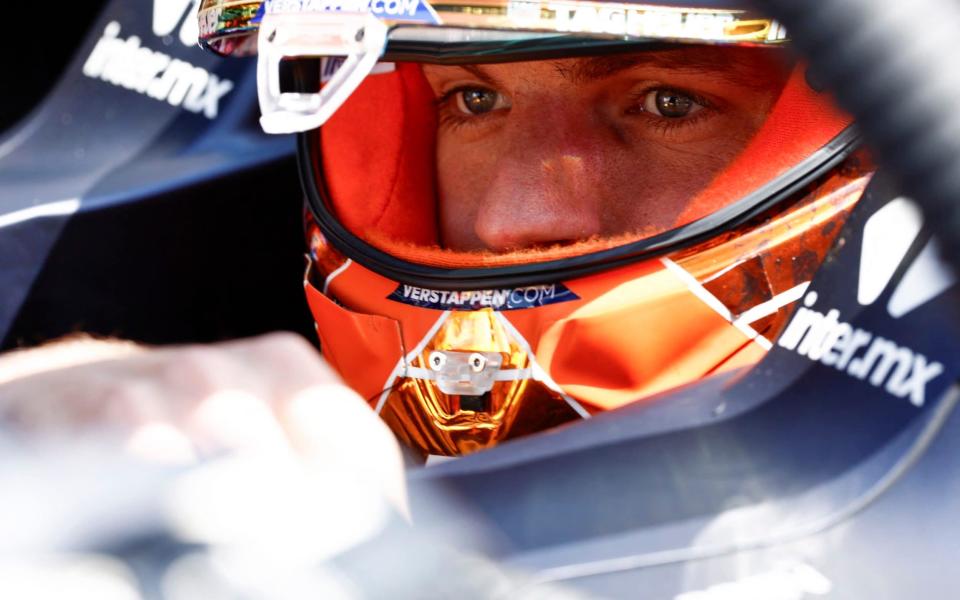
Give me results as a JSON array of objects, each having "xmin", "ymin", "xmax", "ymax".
[{"xmin": 472, "ymin": 106, "xmax": 607, "ymax": 251}]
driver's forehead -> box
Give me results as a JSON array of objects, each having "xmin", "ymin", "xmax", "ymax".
[{"xmin": 422, "ymin": 46, "xmax": 791, "ymax": 90}]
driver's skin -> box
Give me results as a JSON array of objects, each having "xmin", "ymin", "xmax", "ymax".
[
  {"xmin": 0, "ymin": 48, "xmax": 790, "ymax": 497},
  {"xmin": 427, "ymin": 47, "xmax": 788, "ymax": 250}
]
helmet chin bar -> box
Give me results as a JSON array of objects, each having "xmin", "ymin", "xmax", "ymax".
[{"xmin": 257, "ymin": 12, "xmax": 388, "ymax": 134}]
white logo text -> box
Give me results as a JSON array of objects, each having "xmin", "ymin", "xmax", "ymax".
[{"xmin": 82, "ymin": 21, "xmax": 233, "ymax": 119}]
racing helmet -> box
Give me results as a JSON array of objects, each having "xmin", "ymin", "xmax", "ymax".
[{"xmin": 199, "ymin": 0, "xmax": 872, "ymax": 459}]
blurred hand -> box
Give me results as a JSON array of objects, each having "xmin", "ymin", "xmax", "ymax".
[
  {"xmin": 0, "ymin": 332, "xmax": 406, "ymax": 512},
  {"xmin": 0, "ymin": 334, "xmax": 585, "ymax": 600}
]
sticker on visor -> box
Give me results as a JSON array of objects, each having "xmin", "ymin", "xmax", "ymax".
[
  {"xmin": 261, "ymin": 0, "xmax": 440, "ymax": 25},
  {"xmin": 388, "ymin": 283, "xmax": 580, "ymax": 311}
]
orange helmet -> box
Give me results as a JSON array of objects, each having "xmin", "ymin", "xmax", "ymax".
[{"xmin": 200, "ymin": 0, "xmax": 871, "ymax": 459}]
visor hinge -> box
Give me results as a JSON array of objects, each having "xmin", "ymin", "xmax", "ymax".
[{"xmin": 257, "ymin": 11, "xmax": 389, "ymax": 134}]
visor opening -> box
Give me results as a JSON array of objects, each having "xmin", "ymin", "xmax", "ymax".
[
  {"xmin": 279, "ymin": 57, "xmax": 322, "ymax": 94},
  {"xmin": 460, "ymin": 392, "xmax": 491, "ymax": 413}
]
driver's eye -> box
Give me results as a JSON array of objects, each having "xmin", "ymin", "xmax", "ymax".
[
  {"xmin": 643, "ymin": 89, "xmax": 703, "ymax": 118},
  {"xmin": 456, "ymin": 88, "xmax": 509, "ymax": 115}
]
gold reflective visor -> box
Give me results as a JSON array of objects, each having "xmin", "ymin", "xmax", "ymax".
[{"xmin": 199, "ymin": 0, "xmax": 787, "ymax": 57}]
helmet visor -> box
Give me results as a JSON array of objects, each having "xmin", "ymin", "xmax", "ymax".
[{"xmin": 212, "ymin": 1, "xmax": 853, "ymax": 277}]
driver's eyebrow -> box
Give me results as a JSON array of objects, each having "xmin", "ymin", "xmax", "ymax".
[
  {"xmin": 452, "ymin": 64, "xmax": 503, "ymax": 88},
  {"xmin": 557, "ymin": 51, "xmax": 776, "ymax": 88}
]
